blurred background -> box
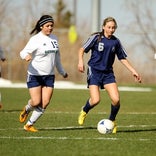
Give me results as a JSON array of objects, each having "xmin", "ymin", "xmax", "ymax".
[{"xmin": 0, "ymin": 0, "xmax": 156, "ymax": 84}]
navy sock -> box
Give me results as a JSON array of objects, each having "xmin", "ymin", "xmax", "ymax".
[
  {"xmin": 83, "ymin": 100, "xmax": 94, "ymax": 113},
  {"xmin": 109, "ymin": 104, "xmax": 120, "ymax": 121}
]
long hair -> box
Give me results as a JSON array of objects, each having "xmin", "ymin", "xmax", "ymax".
[
  {"xmin": 91, "ymin": 17, "xmax": 117, "ymax": 42},
  {"xmin": 30, "ymin": 15, "xmax": 54, "ymax": 35}
]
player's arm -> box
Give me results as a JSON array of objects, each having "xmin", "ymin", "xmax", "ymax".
[
  {"xmin": 120, "ymin": 59, "xmax": 142, "ymax": 83},
  {"xmin": 20, "ymin": 50, "xmax": 32, "ymax": 62},
  {"xmin": 78, "ymin": 47, "xmax": 85, "ymax": 73},
  {"xmin": 20, "ymin": 37, "xmax": 37, "ymax": 62},
  {"xmin": 55, "ymin": 50, "xmax": 68, "ymax": 78},
  {"xmin": 78, "ymin": 34, "xmax": 96, "ymax": 73}
]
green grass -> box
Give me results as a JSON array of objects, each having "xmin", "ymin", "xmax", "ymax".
[{"xmin": 0, "ymin": 87, "xmax": 156, "ymax": 156}]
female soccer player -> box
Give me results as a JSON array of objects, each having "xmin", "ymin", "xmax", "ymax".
[
  {"xmin": 19, "ymin": 15, "xmax": 68, "ymax": 132},
  {"xmin": 0, "ymin": 46, "xmax": 6, "ymax": 109},
  {"xmin": 0, "ymin": 46, "xmax": 6, "ymax": 77},
  {"xmin": 78, "ymin": 17, "xmax": 141, "ymax": 133}
]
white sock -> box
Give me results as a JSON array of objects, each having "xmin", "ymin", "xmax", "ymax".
[
  {"xmin": 25, "ymin": 100, "xmax": 34, "ymax": 113},
  {"xmin": 26, "ymin": 106, "xmax": 45, "ymax": 125}
]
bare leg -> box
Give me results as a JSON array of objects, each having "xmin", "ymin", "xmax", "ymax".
[{"xmin": 104, "ymin": 83, "xmax": 120, "ymax": 121}]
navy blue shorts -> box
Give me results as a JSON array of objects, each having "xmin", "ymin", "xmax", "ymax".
[
  {"xmin": 87, "ymin": 66, "xmax": 116, "ymax": 89},
  {"xmin": 27, "ymin": 74, "xmax": 55, "ymax": 88}
]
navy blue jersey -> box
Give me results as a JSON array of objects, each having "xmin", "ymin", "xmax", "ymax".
[{"xmin": 83, "ymin": 34, "xmax": 127, "ymax": 71}]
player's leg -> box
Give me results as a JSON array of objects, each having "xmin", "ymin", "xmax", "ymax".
[
  {"xmin": 20, "ymin": 74, "xmax": 41, "ymax": 123},
  {"xmin": 104, "ymin": 82, "xmax": 120, "ymax": 133},
  {"xmin": 24, "ymin": 86, "xmax": 53, "ymax": 132},
  {"xmin": 0, "ymin": 92, "xmax": 2, "ymax": 109},
  {"xmin": 23, "ymin": 86, "xmax": 42, "ymax": 132},
  {"xmin": 19, "ymin": 99, "xmax": 34, "ymax": 123},
  {"xmin": 104, "ymin": 83, "xmax": 120, "ymax": 120},
  {"xmin": 19, "ymin": 86, "xmax": 42, "ymax": 123},
  {"xmin": 85, "ymin": 85, "xmax": 100, "ymax": 112},
  {"xmin": 41, "ymin": 86, "xmax": 53, "ymax": 109},
  {"xmin": 78, "ymin": 85, "xmax": 100, "ymax": 125}
]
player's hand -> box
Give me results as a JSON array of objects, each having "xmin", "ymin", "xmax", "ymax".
[
  {"xmin": 25, "ymin": 54, "xmax": 32, "ymax": 62},
  {"xmin": 133, "ymin": 73, "xmax": 142, "ymax": 83},
  {"xmin": 78, "ymin": 63, "xmax": 85, "ymax": 73},
  {"xmin": 63, "ymin": 73, "xmax": 68, "ymax": 78}
]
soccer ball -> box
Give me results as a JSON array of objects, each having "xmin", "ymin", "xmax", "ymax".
[{"xmin": 97, "ymin": 119, "xmax": 114, "ymax": 134}]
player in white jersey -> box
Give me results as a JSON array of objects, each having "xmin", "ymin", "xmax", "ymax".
[{"xmin": 19, "ymin": 15, "xmax": 68, "ymax": 132}]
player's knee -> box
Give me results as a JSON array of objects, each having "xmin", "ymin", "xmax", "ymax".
[
  {"xmin": 90, "ymin": 98, "xmax": 100, "ymax": 106},
  {"xmin": 112, "ymin": 97, "xmax": 120, "ymax": 105},
  {"xmin": 43, "ymin": 98, "xmax": 52, "ymax": 108},
  {"xmin": 31, "ymin": 99, "xmax": 41, "ymax": 107}
]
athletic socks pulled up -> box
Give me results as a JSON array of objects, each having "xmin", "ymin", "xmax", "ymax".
[
  {"xmin": 109, "ymin": 104, "xmax": 120, "ymax": 121},
  {"xmin": 26, "ymin": 106, "xmax": 45, "ymax": 125},
  {"xmin": 83, "ymin": 100, "xmax": 95, "ymax": 113}
]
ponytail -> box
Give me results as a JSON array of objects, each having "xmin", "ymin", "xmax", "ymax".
[
  {"xmin": 91, "ymin": 30, "xmax": 104, "ymax": 42},
  {"xmin": 30, "ymin": 20, "xmax": 41, "ymax": 35}
]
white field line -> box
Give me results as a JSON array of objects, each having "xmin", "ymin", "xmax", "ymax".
[
  {"xmin": 0, "ymin": 125, "xmax": 155, "ymax": 141},
  {"xmin": 0, "ymin": 124, "xmax": 156, "ymax": 131},
  {"xmin": 0, "ymin": 79, "xmax": 152, "ymax": 92},
  {"xmin": 0, "ymin": 136, "xmax": 155, "ymax": 141}
]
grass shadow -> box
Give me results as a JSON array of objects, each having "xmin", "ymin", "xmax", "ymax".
[
  {"xmin": 118, "ymin": 128, "xmax": 156, "ymax": 133},
  {"xmin": 39, "ymin": 126, "xmax": 96, "ymax": 131},
  {"xmin": 0, "ymin": 109, "xmax": 21, "ymax": 113},
  {"xmin": 39, "ymin": 126, "xmax": 156, "ymax": 133}
]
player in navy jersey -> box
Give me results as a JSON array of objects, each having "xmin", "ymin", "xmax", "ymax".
[
  {"xmin": 78, "ymin": 17, "xmax": 141, "ymax": 133},
  {"xmin": 19, "ymin": 15, "xmax": 68, "ymax": 132}
]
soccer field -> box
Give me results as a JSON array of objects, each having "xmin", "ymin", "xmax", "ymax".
[{"xmin": 0, "ymin": 87, "xmax": 156, "ymax": 156}]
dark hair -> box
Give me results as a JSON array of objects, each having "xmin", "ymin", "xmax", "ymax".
[{"xmin": 30, "ymin": 15, "xmax": 54, "ymax": 35}]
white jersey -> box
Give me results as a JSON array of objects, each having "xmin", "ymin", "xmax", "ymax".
[{"xmin": 20, "ymin": 32, "xmax": 66, "ymax": 76}]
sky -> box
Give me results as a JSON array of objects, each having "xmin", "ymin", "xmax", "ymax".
[
  {"xmin": 73, "ymin": 0, "xmax": 156, "ymax": 52},
  {"xmin": 64, "ymin": 0, "xmax": 156, "ymax": 64},
  {"xmin": 66, "ymin": 0, "xmax": 128, "ymax": 29},
  {"xmin": 65, "ymin": 0, "xmax": 155, "ymax": 34},
  {"xmin": 3, "ymin": 0, "xmax": 156, "ymax": 55},
  {"xmin": 62, "ymin": 0, "xmax": 132, "ymax": 41},
  {"xmin": 1, "ymin": 0, "xmax": 127, "ymax": 41},
  {"xmin": 61, "ymin": 0, "xmax": 133, "ymax": 47},
  {"xmin": 77, "ymin": 0, "xmax": 125, "ymax": 23}
]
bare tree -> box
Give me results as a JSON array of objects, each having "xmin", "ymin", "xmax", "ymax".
[
  {"xmin": 123, "ymin": 0, "xmax": 156, "ymax": 58},
  {"xmin": 121, "ymin": 0, "xmax": 156, "ymax": 83},
  {"xmin": 0, "ymin": 0, "xmax": 10, "ymax": 25},
  {"xmin": 0, "ymin": 0, "xmax": 10, "ymax": 40}
]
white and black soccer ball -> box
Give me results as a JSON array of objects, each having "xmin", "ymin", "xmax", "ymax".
[{"xmin": 97, "ymin": 119, "xmax": 114, "ymax": 134}]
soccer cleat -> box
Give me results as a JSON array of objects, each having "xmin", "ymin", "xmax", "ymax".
[
  {"xmin": 112, "ymin": 121, "xmax": 117, "ymax": 134},
  {"xmin": 78, "ymin": 110, "xmax": 87, "ymax": 125},
  {"xmin": 24, "ymin": 124, "xmax": 38, "ymax": 132},
  {"xmin": 19, "ymin": 108, "xmax": 28, "ymax": 123}
]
